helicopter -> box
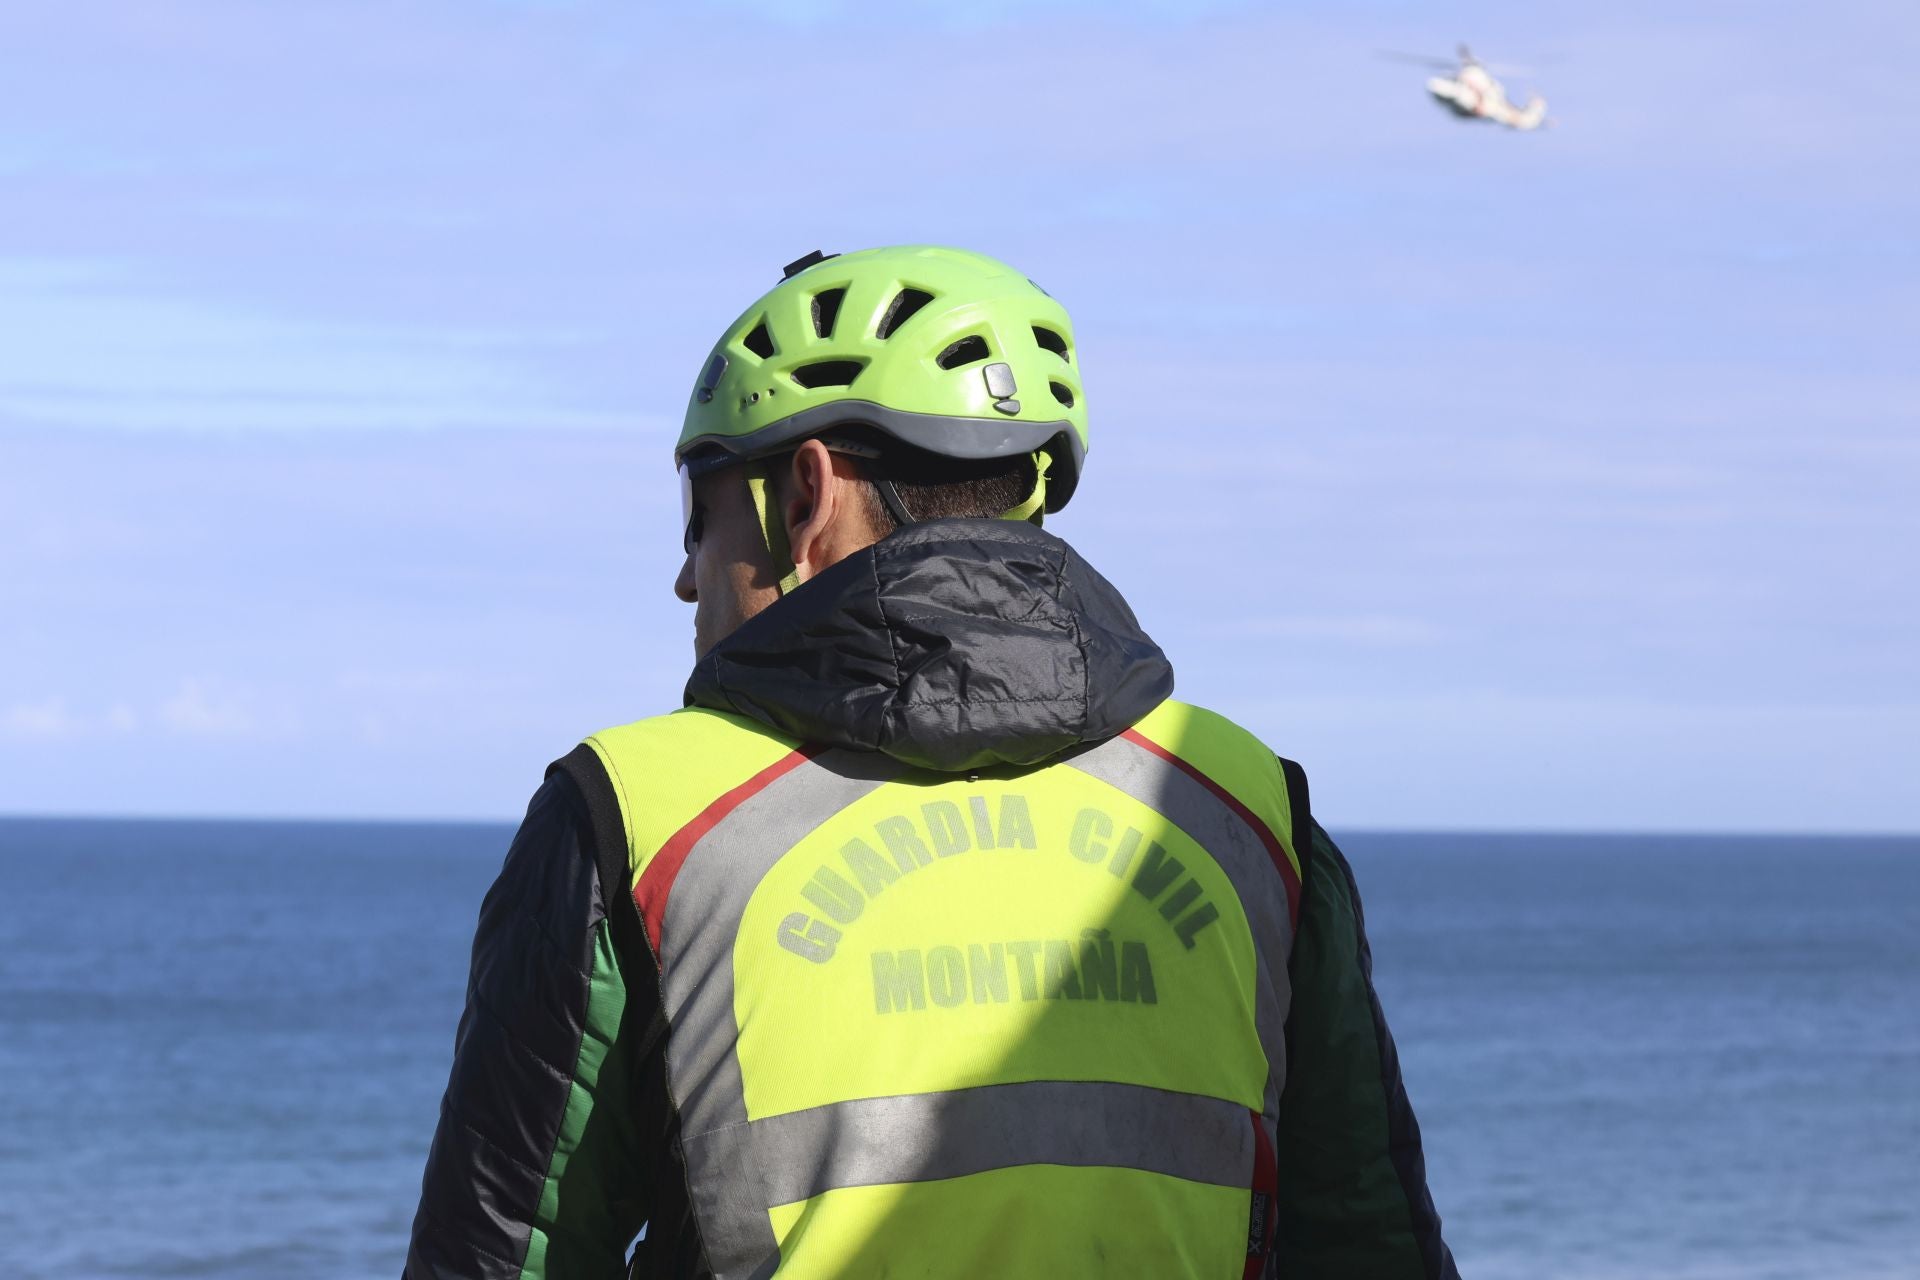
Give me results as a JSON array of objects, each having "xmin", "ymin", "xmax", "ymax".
[{"xmin": 1382, "ymin": 45, "xmax": 1549, "ymax": 131}]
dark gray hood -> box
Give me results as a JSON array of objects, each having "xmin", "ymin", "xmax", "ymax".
[{"xmin": 685, "ymin": 518, "xmax": 1174, "ymax": 772}]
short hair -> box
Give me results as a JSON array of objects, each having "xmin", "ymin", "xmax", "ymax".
[
  {"xmin": 862, "ymin": 448, "xmax": 1038, "ymax": 530},
  {"xmin": 770, "ymin": 434, "xmax": 1041, "ymax": 534}
]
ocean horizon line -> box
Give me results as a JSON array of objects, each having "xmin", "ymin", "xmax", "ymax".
[{"xmin": 2, "ymin": 809, "xmax": 1915, "ymax": 843}]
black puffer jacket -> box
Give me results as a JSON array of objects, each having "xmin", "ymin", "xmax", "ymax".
[{"xmin": 686, "ymin": 519, "xmax": 1173, "ymax": 770}]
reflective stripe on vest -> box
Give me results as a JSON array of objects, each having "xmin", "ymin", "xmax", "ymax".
[{"xmin": 587, "ymin": 700, "xmax": 1302, "ymax": 1279}]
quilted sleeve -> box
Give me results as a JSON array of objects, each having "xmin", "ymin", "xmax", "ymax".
[
  {"xmin": 1272, "ymin": 820, "xmax": 1459, "ymax": 1279},
  {"xmin": 404, "ymin": 768, "xmax": 646, "ymax": 1279}
]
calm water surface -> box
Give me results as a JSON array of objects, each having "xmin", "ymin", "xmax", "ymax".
[{"xmin": 1, "ymin": 819, "xmax": 1914, "ymax": 1278}]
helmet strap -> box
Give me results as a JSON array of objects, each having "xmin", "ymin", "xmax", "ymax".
[
  {"xmin": 1000, "ymin": 451, "xmax": 1051, "ymax": 525},
  {"xmin": 744, "ymin": 460, "xmax": 803, "ymax": 596},
  {"xmin": 871, "ymin": 476, "xmax": 916, "ymax": 529}
]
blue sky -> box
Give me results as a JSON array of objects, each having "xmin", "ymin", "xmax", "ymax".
[{"xmin": 2, "ymin": 0, "xmax": 1915, "ymax": 830}]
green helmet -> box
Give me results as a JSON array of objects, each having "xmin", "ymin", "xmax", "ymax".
[{"xmin": 675, "ymin": 245, "xmax": 1089, "ymax": 512}]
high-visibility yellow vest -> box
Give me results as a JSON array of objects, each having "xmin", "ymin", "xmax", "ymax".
[{"xmin": 586, "ymin": 697, "xmax": 1305, "ymax": 1280}]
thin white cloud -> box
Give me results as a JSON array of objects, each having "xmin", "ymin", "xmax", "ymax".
[
  {"xmin": 1, "ymin": 684, "xmax": 281, "ymax": 742},
  {"xmin": 0, "ymin": 391, "xmax": 641, "ymax": 434},
  {"xmin": 1197, "ymin": 614, "xmax": 1454, "ymax": 647},
  {"xmin": 0, "ymin": 698, "xmax": 141, "ymax": 739},
  {"xmin": 0, "ymin": 256, "xmax": 640, "ymax": 434},
  {"xmin": 158, "ymin": 680, "xmax": 257, "ymax": 737},
  {"xmin": 2, "ymin": 698, "xmax": 87, "ymax": 740}
]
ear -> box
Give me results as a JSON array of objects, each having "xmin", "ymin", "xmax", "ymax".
[
  {"xmin": 784, "ymin": 439, "xmax": 878, "ymax": 582},
  {"xmin": 783, "ymin": 439, "xmax": 840, "ymax": 580}
]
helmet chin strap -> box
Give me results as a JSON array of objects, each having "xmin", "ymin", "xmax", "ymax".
[
  {"xmin": 744, "ymin": 460, "xmax": 803, "ymax": 596},
  {"xmin": 748, "ymin": 450, "xmax": 1052, "ymax": 598},
  {"xmin": 1001, "ymin": 450, "xmax": 1051, "ymax": 525}
]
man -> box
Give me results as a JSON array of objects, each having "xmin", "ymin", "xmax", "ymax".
[{"xmin": 407, "ymin": 246, "xmax": 1457, "ymax": 1279}]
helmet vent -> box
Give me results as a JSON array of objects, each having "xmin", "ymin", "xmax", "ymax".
[
  {"xmin": 741, "ymin": 320, "xmax": 776, "ymax": 359},
  {"xmin": 876, "ymin": 288, "xmax": 934, "ymax": 339},
  {"xmin": 1031, "ymin": 325, "xmax": 1070, "ymax": 360},
  {"xmin": 790, "ymin": 360, "xmax": 865, "ymax": 389},
  {"xmin": 1050, "ymin": 381, "xmax": 1076, "ymax": 409},
  {"xmin": 811, "ymin": 288, "xmax": 845, "ymax": 339},
  {"xmin": 936, "ymin": 336, "xmax": 991, "ymax": 369}
]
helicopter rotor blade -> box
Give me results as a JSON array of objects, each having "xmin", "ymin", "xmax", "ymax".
[{"xmin": 1376, "ymin": 49, "xmax": 1458, "ymax": 70}]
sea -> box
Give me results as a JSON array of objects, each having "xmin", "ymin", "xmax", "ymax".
[{"xmin": 1, "ymin": 819, "xmax": 1915, "ymax": 1279}]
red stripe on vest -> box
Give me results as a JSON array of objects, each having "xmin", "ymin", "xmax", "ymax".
[
  {"xmin": 1120, "ymin": 728, "xmax": 1302, "ymax": 927},
  {"xmin": 633, "ymin": 745, "xmax": 822, "ymax": 952},
  {"xmin": 1244, "ymin": 1107, "xmax": 1278, "ymax": 1277}
]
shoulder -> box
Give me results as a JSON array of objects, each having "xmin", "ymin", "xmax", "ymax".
[
  {"xmin": 1128, "ymin": 697, "xmax": 1313, "ymax": 876},
  {"xmin": 572, "ymin": 706, "xmax": 808, "ymax": 878},
  {"xmin": 1132, "ymin": 698, "xmax": 1285, "ymax": 758},
  {"xmin": 582, "ymin": 707, "xmax": 803, "ymax": 804},
  {"xmin": 1129, "ymin": 698, "xmax": 1302, "ymax": 803}
]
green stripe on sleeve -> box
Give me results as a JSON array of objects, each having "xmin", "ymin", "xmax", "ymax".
[{"xmin": 518, "ymin": 918, "xmax": 640, "ymax": 1280}]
